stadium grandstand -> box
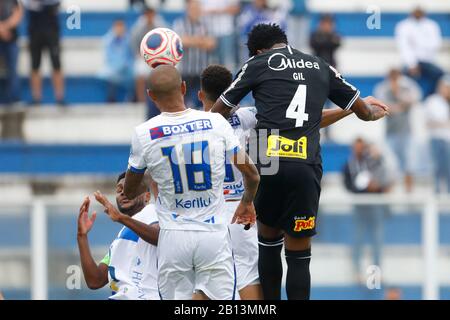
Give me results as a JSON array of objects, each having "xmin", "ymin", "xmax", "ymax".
[{"xmin": 0, "ymin": 0, "xmax": 449, "ymax": 300}]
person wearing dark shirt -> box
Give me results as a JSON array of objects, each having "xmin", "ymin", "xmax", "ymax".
[
  {"xmin": 24, "ymin": 0, "xmax": 65, "ymax": 105},
  {"xmin": 0, "ymin": 0, "xmax": 23, "ymax": 104},
  {"xmin": 212, "ymin": 23, "xmax": 389, "ymax": 300},
  {"xmin": 310, "ymin": 14, "xmax": 341, "ymax": 67}
]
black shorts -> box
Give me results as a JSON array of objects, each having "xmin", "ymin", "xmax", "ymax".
[
  {"xmin": 29, "ymin": 30, "xmax": 61, "ymax": 71},
  {"xmin": 255, "ymin": 162, "xmax": 323, "ymax": 238}
]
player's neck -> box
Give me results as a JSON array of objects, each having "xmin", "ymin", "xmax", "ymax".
[
  {"xmin": 202, "ymin": 100, "xmax": 214, "ymax": 112},
  {"xmin": 271, "ymin": 43, "xmax": 287, "ymax": 50},
  {"xmin": 157, "ymin": 99, "xmax": 186, "ymax": 113}
]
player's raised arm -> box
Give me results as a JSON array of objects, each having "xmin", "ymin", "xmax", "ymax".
[
  {"xmin": 229, "ymin": 148, "xmax": 260, "ymax": 226},
  {"xmin": 351, "ymin": 96, "xmax": 390, "ymax": 121},
  {"xmin": 94, "ymin": 191, "xmax": 160, "ymax": 246},
  {"xmin": 211, "ymin": 98, "xmax": 233, "ymax": 119},
  {"xmin": 320, "ymin": 108, "xmax": 354, "ymax": 128},
  {"xmin": 124, "ymin": 127, "xmax": 148, "ymax": 199},
  {"xmin": 76, "ymin": 196, "xmax": 109, "ymax": 290},
  {"xmin": 124, "ymin": 170, "xmax": 146, "ymax": 200},
  {"xmin": 327, "ymin": 65, "xmax": 389, "ymax": 122}
]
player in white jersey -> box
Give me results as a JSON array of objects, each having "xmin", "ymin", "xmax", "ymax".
[
  {"xmin": 198, "ymin": 64, "xmax": 357, "ymax": 299},
  {"xmin": 119, "ymin": 65, "xmax": 260, "ymax": 300},
  {"xmin": 77, "ymin": 172, "xmax": 160, "ymax": 300}
]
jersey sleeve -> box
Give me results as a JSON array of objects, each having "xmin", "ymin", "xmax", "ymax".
[
  {"xmin": 216, "ymin": 115, "xmax": 241, "ymax": 154},
  {"xmin": 328, "ymin": 65, "xmax": 360, "ymax": 111},
  {"xmin": 236, "ymin": 107, "xmax": 257, "ymax": 131},
  {"xmin": 220, "ymin": 58, "xmax": 258, "ymax": 109},
  {"xmin": 128, "ymin": 128, "xmax": 147, "ymax": 173},
  {"xmin": 100, "ymin": 251, "xmax": 110, "ymax": 266}
]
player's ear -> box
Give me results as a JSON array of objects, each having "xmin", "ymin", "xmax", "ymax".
[
  {"xmin": 145, "ymin": 191, "xmax": 151, "ymax": 204},
  {"xmin": 198, "ymin": 90, "xmax": 204, "ymax": 103},
  {"xmin": 147, "ymin": 89, "xmax": 155, "ymax": 101},
  {"xmin": 181, "ymin": 81, "xmax": 187, "ymax": 96}
]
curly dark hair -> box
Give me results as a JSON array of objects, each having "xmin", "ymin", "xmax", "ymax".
[
  {"xmin": 247, "ymin": 23, "xmax": 288, "ymax": 57},
  {"xmin": 117, "ymin": 172, "xmax": 126, "ymax": 183},
  {"xmin": 200, "ymin": 65, "xmax": 233, "ymax": 102}
]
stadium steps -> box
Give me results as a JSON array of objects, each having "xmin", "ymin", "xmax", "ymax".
[
  {"xmin": 61, "ymin": 0, "xmax": 450, "ymax": 13},
  {"xmin": 15, "ymin": 37, "xmax": 450, "ymax": 77}
]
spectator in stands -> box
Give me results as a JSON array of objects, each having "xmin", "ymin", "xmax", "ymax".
[
  {"xmin": 23, "ymin": 0, "xmax": 65, "ymax": 105},
  {"xmin": 201, "ymin": 0, "xmax": 240, "ymax": 72},
  {"xmin": 130, "ymin": 7, "xmax": 166, "ymax": 103},
  {"xmin": 384, "ymin": 287, "xmax": 402, "ymax": 300},
  {"xmin": 288, "ymin": 0, "xmax": 309, "ymax": 51},
  {"xmin": 99, "ymin": 19, "xmax": 134, "ymax": 103},
  {"xmin": 129, "ymin": 0, "xmax": 147, "ymax": 12},
  {"xmin": 395, "ymin": 7, "xmax": 443, "ymax": 98},
  {"xmin": 374, "ymin": 68, "xmax": 422, "ymax": 192},
  {"xmin": 310, "ymin": 14, "xmax": 341, "ymax": 67},
  {"xmin": 238, "ymin": 0, "xmax": 288, "ymax": 62},
  {"xmin": 0, "ymin": 0, "xmax": 23, "ymax": 105},
  {"xmin": 425, "ymin": 76, "xmax": 450, "ymax": 194},
  {"xmin": 310, "ymin": 13, "xmax": 341, "ymax": 140},
  {"xmin": 173, "ymin": 0, "xmax": 216, "ymax": 108},
  {"xmin": 343, "ymin": 138, "xmax": 394, "ymax": 283},
  {"xmin": 0, "ymin": 290, "xmax": 3, "ymax": 300}
]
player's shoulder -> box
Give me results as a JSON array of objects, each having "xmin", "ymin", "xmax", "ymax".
[
  {"xmin": 229, "ymin": 106, "xmax": 257, "ymax": 129},
  {"xmin": 235, "ymin": 106, "xmax": 257, "ymax": 120},
  {"xmin": 241, "ymin": 54, "xmax": 264, "ymax": 69},
  {"xmin": 293, "ymin": 48, "xmax": 330, "ymax": 71},
  {"xmin": 135, "ymin": 115, "xmax": 164, "ymax": 134}
]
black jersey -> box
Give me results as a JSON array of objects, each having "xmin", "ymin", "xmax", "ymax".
[{"xmin": 220, "ymin": 45, "xmax": 360, "ymax": 165}]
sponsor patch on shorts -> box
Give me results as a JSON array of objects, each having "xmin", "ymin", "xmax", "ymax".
[{"xmin": 293, "ymin": 217, "xmax": 315, "ymax": 232}]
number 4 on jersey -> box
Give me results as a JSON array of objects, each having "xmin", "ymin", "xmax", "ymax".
[{"xmin": 286, "ymin": 84, "xmax": 309, "ymax": 127}]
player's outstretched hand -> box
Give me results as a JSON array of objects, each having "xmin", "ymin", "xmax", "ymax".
[
  {"xmin": 94, "ymin": 191, "xmax": 124, "ymax": 222},
  {"xmin": 363, "ymin": 96, "xmax": 390, "ymax": 120},
  {"xmin": 232, "ymin": 201, "xmax": 256, "ymax": 227},
  {"xmin": 77, "ymin": 196, "xmax": 96, "ymax": 236}
]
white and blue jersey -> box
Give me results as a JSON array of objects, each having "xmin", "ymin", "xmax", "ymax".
[
  {"xmin": 128, "ymin": 108, "xmax": 241, "ymax": 231},
  {"xmin": 101, "ymin": 204, "xmax": 159, "ymax": 300},
  {"xmin": 223, "ymin": 107, "xmax": 257, "ymax": 202}
]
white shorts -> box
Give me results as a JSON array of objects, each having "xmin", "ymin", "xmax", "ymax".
[
  {"xmin": 157, "ymin": 228, "xmax": 236, "ymax": 300},
  {"xmin": 225, "ymin": 201, "xmax": 260, "ymax": 292}
]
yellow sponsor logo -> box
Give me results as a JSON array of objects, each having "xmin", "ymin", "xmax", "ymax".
[
  {"xmin": 293, "ymin": 217, "xmax": 315, "ymax": 232},
  {"xmin": 267, "ymin": 135, "xmax": 307, "ymax": 159}
]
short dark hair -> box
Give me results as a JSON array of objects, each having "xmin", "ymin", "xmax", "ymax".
[
  {"xmin": 200, "ymin": 65, "xmax": 233, "ymax": 102},
  {"xmin": 247, "ymin": 23, "xmax": 288, "ymax": 57},
  {"xmin": 117, "ymin": 172, "xmax": 126, "ymax": 183},
  {"xmin": 143, "ymin": 6, "xmax": 155, "ymax": 14}
]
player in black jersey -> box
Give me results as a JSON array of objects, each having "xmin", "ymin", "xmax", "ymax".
[{"xmin": 211, "ymin": 24, "xmax": 389, "ymax": 300}]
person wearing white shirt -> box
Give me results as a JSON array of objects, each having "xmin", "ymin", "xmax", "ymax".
[
  {"xmin": 425, "ymin": 76, "xmax": 450, "ymax": 193},
  {"xmin": 395, "ymin": 7, "xmax": 444, "ymax": 98},
  {"xmin": 201, "ymin": 0, "xmax": 240, "ymax": 72}
]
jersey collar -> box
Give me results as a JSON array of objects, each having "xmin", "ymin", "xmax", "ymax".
[{"xmin": 161, "ymin": 108, "xmax": 193, "ymax": 117}]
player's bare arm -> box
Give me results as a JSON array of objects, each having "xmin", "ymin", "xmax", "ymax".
[
  {"xmin": 211, "ymin": 98, "xmax": 233, "ymax": 119},
  {"xmin": 230, "ymin": 148, "xmax": 260, "ymax": 226},
  {"xmin": 76, "ymin": 196, "xmax": 109, "ymax": 290},
  {"xmin": 94, "ymin": 191, "xmax": 160, "ymax": 246},
  {"xmin": 320, "ymin": 108, "xmax": 353, "ymax": 128},
  {"xmin": 123, "ymin": 170, "xmax": 146, "ymax": 200},
  {"xmin": 351, "ymin": 96, "xmax": 390, "ymax": 121}
]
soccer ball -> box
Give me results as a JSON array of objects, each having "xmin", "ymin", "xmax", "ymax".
[{"xmin": 140, "ymin": 27, "xmax": 184, "ymax": 68}]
